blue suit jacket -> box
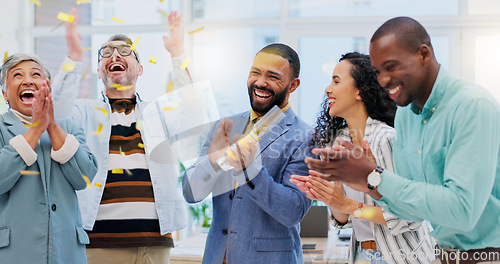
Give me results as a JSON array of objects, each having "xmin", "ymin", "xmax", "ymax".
[
  {"xmin": 0, "ymin": 111, "xmax": 98, "ymax": 264},
  {"xmin": 183, "ymin": 109, "xmax": 312, "ymax": 264}
]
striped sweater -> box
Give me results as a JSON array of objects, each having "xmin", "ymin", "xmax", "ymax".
[{"xmin": 86, "ymin": 98, "xmax": 173, "ymax": 248}]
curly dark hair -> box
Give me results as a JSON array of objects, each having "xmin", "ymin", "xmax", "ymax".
[{"xmin": 310, "ymin": 52, "xmax": 396, "ymax": 148}]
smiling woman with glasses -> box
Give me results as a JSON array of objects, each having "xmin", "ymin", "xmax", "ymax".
[{"xmin": 98, "ymin": 44, "xmax": 140, "ymax": 62}]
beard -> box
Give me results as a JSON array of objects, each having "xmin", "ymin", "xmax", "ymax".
[{"xmin": 248, "ymin": 83, "xmax": 289, "ymax": 115}]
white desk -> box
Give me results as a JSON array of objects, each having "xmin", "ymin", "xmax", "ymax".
[{"xmin": 170, "ymin": 231, "xmax": 349, "ymax": 264}]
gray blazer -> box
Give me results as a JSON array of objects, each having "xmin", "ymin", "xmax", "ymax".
[
  {"xmin": 183, "ymin": 109, "xmax": 313, "ymax": 264},
  {"xmin": 0, "ymin": 111, "xmax": 97, "ymax": 264}
]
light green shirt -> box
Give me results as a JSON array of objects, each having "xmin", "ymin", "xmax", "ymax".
[{"xmin": 376, "ymin": 67, "xmax": 500, "ymax": 250}]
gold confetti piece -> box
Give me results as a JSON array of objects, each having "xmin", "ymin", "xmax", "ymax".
[
  {"xmin": 110, "ymin": 16, "xmax": 124, "ymax": 24},
  {"xmin": 82, "ymin": 175, "xmax": 91, "ymax": 188},
  {"xmin": 94, "ymin": 106, "xmax": 108, "ymax": 115},
  {"xmin": 162, "ymin": 102, "xmax": 181, "ymax": 112},
  {"xmin": 157, "ymin": 10, "xmax": 168, "ymax": 17},
  {"xmin": 24, "ymin": 121, "xmax": 40, "ymax": 128},
  {"xmin": 57, "ymin": 12, "xmax": 75, "ymax": 23},
  {"xmin": 93, "ymin": 123, "xmax": 103, "ymax": 135},
  {"xmin": 51, "ymin": 21, "xmax": 65, "ymax": 32},
  {"xmin": 138, "ymin": 143, "xmax": 145, "ymax": 149},
  {"xmin": 119, "ymin": 146, "xmax": 125, "ymax": 156},
  {"xmin": 110, "ymin": 83, "xmax": 133, "ymax": 91},
  {"xmin": 94, "ymin": 182, "xmax": 102, "ymax": 188},
  {"xmin": 180, "ymin": 58, "xmax": 191, "ymax": 69},
  {"xmin": 188, "ymin": 26, "xmax": 205, "ymax": 34},
  {"xmin": 135, "ymin": 119, "xmax": 143, "ymax": 131},
  {"xmin": 95, "ymin": 18, "xmax": 108, "ymax": 23},
  {"xmin": 166, "ymin": 80, "xmax": 174, "ymax": 93},
  {"xmin": 4, "ymin": 52, "xmax": 8, "ymax": 63},
  {"xmin": 83, "ymin": 47, "xmax": 92, "ymax": 50},
  {"xmin": 81, "ymin": 65, "xmax": 91, "ymax": 81},
  {"xmin": 112, "ymin": 168, "xmax": 123, "ymax": 174},
  {"xmin": 62, "ymin": 62, "xmax": 76, "ymax": 72},
  {"xmin": 20, "ymin": 170, "xmax": 40, "ymax": 175},
  {"xmin": 77, "ymin": 0, "xmax": 92, "ymax": 4},
  {"xmin": 149, "ymin": 56, "xmax": 157, "ymax": 64},
  {"xmin": 130, "ymin": 37, "xmax": 141, "ymax": 51},
  {"xmin": 30, "ymin": 0, "xmax": 41, "ymax": 7},
  {"xmin": 124, "ymin": 169, "xmax": 133, "ymax": 176}
]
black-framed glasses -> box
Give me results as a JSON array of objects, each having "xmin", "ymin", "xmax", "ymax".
[{"xmin": 98, "ymin": 45, "xmax": 139, "ymax": 62}]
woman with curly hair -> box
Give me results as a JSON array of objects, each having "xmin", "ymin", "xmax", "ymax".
[{"xmin": 291, "ymin": 52, "xmax": 435, "ymax": 263}]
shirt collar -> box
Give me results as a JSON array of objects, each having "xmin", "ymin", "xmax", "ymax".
[
  {"xmin": 410, "ymin": 66, "xmax": 448, "ymax": 119},
  {"xmin": 250, "ymin": 103, "xmax": 290, "ymax": 122}
]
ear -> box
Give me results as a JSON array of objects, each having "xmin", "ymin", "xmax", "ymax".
[
  {"xmin": 356, "ymin": 89, "xmax": 363, "ymax": 101},
  {"xmin": 288, "ymin": 78, "xmax": 300, "ymax": 94},
  {"xmin": 418, "ymin": 44, "xmax": 433, "ymax": 64},
  {"xmin": 2, "ymin": 90, "xmax": 8, "ymax": 104},
  {"xmin": 136, "ymin": 64, "xmax": 144, "ymax": 76},
  {"xmin": 97, "ymin": 67, "xmax": 102, "ymax": 80}
]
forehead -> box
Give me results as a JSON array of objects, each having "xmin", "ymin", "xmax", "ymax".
[
  {"xmin": 333, "ymin": 60, "xmax": 353, "ymax": 76},
  {"xmin": 252, "ymin": 52, "xmax": 291, "ymax": 75},
  {"xmin": 9, "ymin": 61, "xmax": 42, "ymax": 73},
  {"xmin": 369, "ymin": 34, "xmax": 408, "ymax": 66},
  {"xmin": 102, "ymin": 40, "xmax": 128, "ymax": 47}
]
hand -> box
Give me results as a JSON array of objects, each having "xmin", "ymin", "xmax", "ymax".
[
  {"xmin": 290, "ymin": 175, "xmax": 319, "ymax": 200},
  {"xmin": 208, "ymin": 119, "xmax": 236, "ymax": 170},
  {"xmin": 65, "ymin": 8, "xmax": 83, "ymax": 61},
  {"xmin": 306, "ymin": 171, "xmax": 354, "ymax": 214},
  {"xmin": 31, "ymin": 83, "xmax": 51, "ymax": 132},
  {"xmin": 163, "ymin": 11, "xmax": 185, "ymax": 57},
  {"xmin": 305, "ymin": 138, "xmax": 377, "ymax": 193},
  {"xmin": 228, "ymin": 140, "xmax": 258, "ymax": 172}
]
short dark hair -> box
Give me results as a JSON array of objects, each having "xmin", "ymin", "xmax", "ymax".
[
  {"xmin": 258, "ymin": 43, "xmax": 300, "ymax": 79},
  {"xmin": 371, "ymin": 16, "xmax": 433, "ymax": 53}
]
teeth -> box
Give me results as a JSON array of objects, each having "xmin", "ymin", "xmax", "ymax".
[
  {"xmin": 20, "ymin": 90, "xmax": 35, "ymax": 96},
  {"xmin": 328, "ymin": 98, "xmax": 335, "ymax": 104},
  {"xmin": 255, "ymin": 90, "xmax": 271, "ymax": 98},
  {"xmin": 389, "ymin": 86, "xmax": 400, "ymax": 95},
  {"xmin": 110, "ymin": 64, "xmax": 125, "ymax": 71}
]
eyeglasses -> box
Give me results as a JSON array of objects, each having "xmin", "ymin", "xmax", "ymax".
[{"xmin": 98, "ymin": 45, "xmax": 139, "ymax": 62}]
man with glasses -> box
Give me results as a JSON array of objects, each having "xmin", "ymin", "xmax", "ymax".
[{"xmin": 50, "ymin": 8, "xmax": 191, "ymax": 264}]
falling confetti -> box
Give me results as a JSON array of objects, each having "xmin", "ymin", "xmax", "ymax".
[
  {"xmin": 166, "ymin": 80, "xmax": 174, "ymax": 93},
  {"xmin": 24, "ymin": 121, "xmax": 40, "ymax": 128},
  {"xmin": 93, "ymin": 123, "xmax": 103, "ymax": 135},
  {"xmin": 112, "ymin": 168, "xmax": 123, "ymax": 174},
  {"xmin": 157, "ymin": 10, "xmax": 168, "ymax": 17},
  {"xmin": 76, "ymin": 0, "xmax": 92, "ymax": 4},
  {"xmin": 110, "ymin": 83, "xmax": 133, "ymax": 91},
  {"xmin": 180, "ymin": 58, "xmax": 191, "ymax": 69},
  {"xmin": 82, "ymin": 175, "xmax": 91, "ymax": 188},
  {"xmin": 62, "ymin": 62, "xmax": 76, "ymax": 72},
  {"xmin": 162, "ymin": 102, "xmax": 180, "ymax": 112},
  {"xmin": 135, "ymin": 119, "xmax": 143, "ymax": 131},
  {"xmin": 83, "ymin": 47, "xmax": 92, "ymax": 50},
  {"xmin": 138, "ymin": 143, "xmax": 145, "ymax": 149},
  {"xmin": 119, "ymin": 146, "xmax": 125, "ymax": 156},
  {"xmin": 149, "ymin": 56, "xmax": 157, "ymax": 64},
  {"xmin": 20, "ymin": 170, "xmax": 40, "ymax": 175},
  {"xmin": 51, "ymin": 21, "xmax": 65, "ymax": 32},
  {"xmin": 94, "ymin": 182, "xmax": 103, "ymax": 188},
  {"xmin": 29, "ymin": 0, "xmax": 41, "ymax": 7},
  {"xmin": 95, "ymin": 19, "xmax": 108, "ymax": 23},
  {"xmin": 188, "ymin": 27, "xmax": 205, "ymax": 34},
  {"xmin": 94, "ymin": 106, "xmax": 108, "ymax": 115},
  {"xmin": 57, "ymin": 12, "xmax": 75, "ymax": 23},
  {"xmin": 124, "ymin": 169, "xmax": 133, "ymax": 176},
  {"xmin": 110, "ymin": 16, "xmax": 124, "ymax": 24},
  {"xmin": 4, "ymin": 52, "xmax": 8, "ymax": 63},
  {"xmin": 130, "ymin": 37, "xmax": 141, "ymax": 51}
]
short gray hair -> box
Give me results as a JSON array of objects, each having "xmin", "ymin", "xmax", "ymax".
[{"xmin": 0, "ymin": 53, "xmax": 51, "ymax": 92}]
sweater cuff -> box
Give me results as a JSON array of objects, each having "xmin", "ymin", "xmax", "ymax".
[
  {"xmin": 10, "ymin": 135, "xmax": 37, "ymax": 166},
  {"xmin": 51, "ymin": 134, "xmax": 80, "ymax": 164}
]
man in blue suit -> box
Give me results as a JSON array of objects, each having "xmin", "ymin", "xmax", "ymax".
[{"xmin": 182, "ymin": 43, "xmax": 312, "ymax": 264}]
